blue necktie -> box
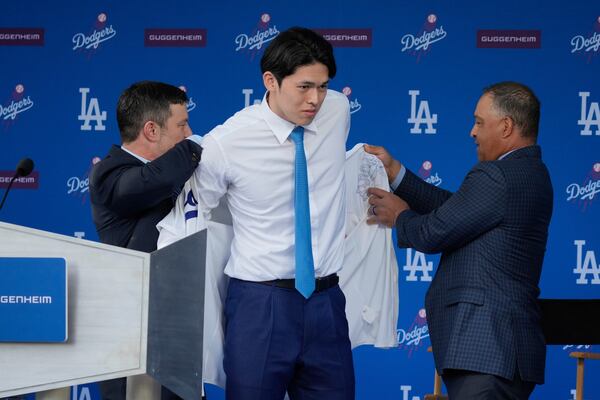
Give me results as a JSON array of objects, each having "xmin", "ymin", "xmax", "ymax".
[{"xmin": 290, "ymin": 126, "xmax": 315, "ymax": 298}]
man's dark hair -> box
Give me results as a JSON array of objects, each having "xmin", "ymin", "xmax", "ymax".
[
  {"xmin": 116, "ymin": 81, "xmax": 188, "ymax": 143},
  {"xmin": 260, "ymin": 27, "xmax": 336, "ymax": 85},
  {"xmin": 483, "ymin": 81, "xmax": 540, "ymax": 140}
]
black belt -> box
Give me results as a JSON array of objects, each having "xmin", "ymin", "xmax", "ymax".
[{"xmin": 256, "ymin": 273, "xmax": 339, "ymax": 293}]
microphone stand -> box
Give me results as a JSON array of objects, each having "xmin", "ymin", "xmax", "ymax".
[{"xmin": 0, "ymin": 172, "xmax": 20, "ymax": 211}]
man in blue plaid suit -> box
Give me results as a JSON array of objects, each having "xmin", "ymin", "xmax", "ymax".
[{"xmin": 366, "ymin": 81, "xmax": 553, "ymax": 399}]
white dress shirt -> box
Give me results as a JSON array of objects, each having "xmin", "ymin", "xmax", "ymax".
[
  {"xmin": 157, "ymin": 143, "xmax": 399, "ymax": 388},
  {"xmin": 192, "ymin": 89, "xmax": 350, "ymax": 281}
]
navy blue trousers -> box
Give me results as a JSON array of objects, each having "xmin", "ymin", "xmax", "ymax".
[{"xmin": 223, "ymin": 278, "xmax": 355, "ymax": 400}]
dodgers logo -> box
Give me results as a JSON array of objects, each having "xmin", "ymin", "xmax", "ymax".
[
  {"xmin": 234, "ymin": 13, "xmax": 279, "ymax": 61},
  {"xmin": 397, "ymin": 308, "xmax": 429, "ymax": 357},
  {"xmin": 184, "ymin": 190, "xmax": 198, "ymax": 221},
  {"xmin": 566, "ymin": 163, "xmax": 600, "ymax": 211},
  {"xmin": 72, "ymin": 13, "xmax": 117, "ymax": 53},
  {"xmin": 570, "ymin": 17, "xmax": 600, "ymax": 63},
  {"xmin": 71, "ymin": 385, "xmax": 92, "ymax": 400},
  {"xmin": 418, "ymin": 160, "xmax": 443, "ymax": 186},
  {"xmin": 342, "ymin": 86, "xmax": 362, "ymax": 114},
  {"xmin": 67, "ymin": 157, "xmax": 101, "ymax": 204},
  {"xmin": 401, "ymin": 14, "xmax": 447, "ymax": 62},
  {"xmin": 404, "ymin": 248, "xmax": 433, "ymax": 282},
  {"xmin": 178, "ymin": 86, "xmax": 196, "ymax": 112},
  {"xmin": 187, "ymin": 98, "xmax": 196, "ymax": 113},
  {"xmin": 563, "ymin": 344, "xmax": 593, "ymax": 351},
  {"xmin": 408, "ymin": 90, "xmax": 438, "ymax": 134},
  {"xmin": 1, "ymin": 84, "xmax": 34, "ymax": 130},
  {"xmin": 242, "ymin": 88, "xmax": 262, "ymax": 107},
  {"xmin": 78, "ymin": 88, "xmax": 107, "ymax": 131},
  {"xmin": 399, "ymin": 385, "xmax": 423, "ymax": 400},
  {"xmin": 573, "ymin": 240, "xmax": 600, "ymax": 285},
  {"xmin": 578, "ymin": 91, "xmax": 600, "ymax": 136}
]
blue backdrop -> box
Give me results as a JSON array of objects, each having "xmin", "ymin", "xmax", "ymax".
[{"xmin": 1, "ymin": 1, "xmax": 599, "ymax": 399}]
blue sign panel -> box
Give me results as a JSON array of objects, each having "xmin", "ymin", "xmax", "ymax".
[{"xmin": 0, "ymin": 257, "xmax": 68, "ymax": 342}]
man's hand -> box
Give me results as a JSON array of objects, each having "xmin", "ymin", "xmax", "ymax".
[
  {"xmin": 367, "ymin": 187, "xmax": 410, "ymax": 228},
  {"xmin": 364, "ymin": 144, "xmax": 402, "ymax": 183}
]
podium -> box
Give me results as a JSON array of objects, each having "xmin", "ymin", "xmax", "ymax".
[{"xmin": 0, "ymin": 221, "xmax": 207, "ymax": 400}]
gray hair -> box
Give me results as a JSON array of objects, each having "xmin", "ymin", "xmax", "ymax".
[{"xmin": 483, "ymin": 81, "xmax": 540, "ymax": 139}]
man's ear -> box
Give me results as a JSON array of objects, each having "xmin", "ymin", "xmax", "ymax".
[
  {"xmin": 501, "ymin": 116, "xmax": 515, "ymax": 139},
  {"xmin": 263, "ymin": 71, "xmax": 278, "ymax": 92},
  {"xmin": 141, "ymin": 120, "xmax": 160, "ymax": 143}
]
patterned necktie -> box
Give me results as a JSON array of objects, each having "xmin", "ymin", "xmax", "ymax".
[{"xmin": 290, "ymin": 126, "xmax": 315, "ymax": 298}]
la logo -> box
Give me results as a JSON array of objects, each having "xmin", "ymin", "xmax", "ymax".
[
  {"xmin": 404, "ymin": 248, "xmax": 433, "ymax": 282},
  {"xmin": 578, "ymin": 91, "xmax": 600, "ymax": 136},
  {"xmin": 573, "ymin": 240, "xmax": 600, "ymax": 284},
  {"xmin": 408, "ymin": 90, "xmax": 437, "ymax": 134},
  {"xmin": 78, "ymin": 88, "xmax": 106, "ymax": 131}
]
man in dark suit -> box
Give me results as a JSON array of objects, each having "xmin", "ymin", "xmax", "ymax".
[
  {"xmin": 366, "ymin": 81, "xmax": 553, "ymax": 399},
  {"xmin": 89, "ymin": 81, "xmax": 202, "ymax": 400}
]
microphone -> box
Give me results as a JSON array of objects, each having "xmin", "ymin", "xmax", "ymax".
[
  {"xmin": 0, "ymin": 158, "xmax": 35, "ymax": 212},
  {"xmin": 15, "ymin": 158, "xmax": 34, "ymax": 178}
]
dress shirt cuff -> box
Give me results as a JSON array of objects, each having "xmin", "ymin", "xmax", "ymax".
[
  {"xmin": 390, "ymin": 165, "xmax": 406, "ymax": 191},
  {"xmin": 186, "ymin": 135, "xmax": 204, "ymax": 146}
]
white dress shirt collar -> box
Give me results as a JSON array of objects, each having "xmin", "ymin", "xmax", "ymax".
[
  {"xmin": 498, "ymin": 148, "xmax": 518, "ymax": 160},
  {"xmin": 193, "ymin": 89, "xmax": 350, "ymax": 281},
  {"xmin": 260, "ymin": 92, "xmax": 319, "ymax": 144},
  {"xmin": 120, "ymin": 145, "xmax": 149, "ymax": 164}
]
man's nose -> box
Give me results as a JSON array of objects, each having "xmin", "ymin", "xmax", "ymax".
[{"xmin": 306, "ymin": 88, "xmax": 318, "ymax": 105}]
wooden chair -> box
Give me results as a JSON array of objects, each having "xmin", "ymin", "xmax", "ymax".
[
  {"xmin": 424, "ymin": 346, "xmax": 448, "ymax": 400},
  {"xmin": 567, "ymin": 352, "xmax": 600, "ymax": 400}
]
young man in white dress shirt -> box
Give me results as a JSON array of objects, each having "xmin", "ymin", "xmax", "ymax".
[{"xmin": 193, "ymin": 27, "xmax": 354, "ymax": 400}]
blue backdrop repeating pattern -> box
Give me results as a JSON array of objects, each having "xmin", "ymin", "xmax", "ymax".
[{"xmin": 1, "ymin": 1, "xmax": 599, "ymax": 399}]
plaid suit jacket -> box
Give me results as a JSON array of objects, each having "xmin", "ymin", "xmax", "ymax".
[{"xmin": 395, "ymin": 145, "xmax": 553, "ymax": 384}]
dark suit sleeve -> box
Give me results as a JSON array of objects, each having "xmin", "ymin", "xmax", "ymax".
[
  {"xmin": 395, "ymin": 163, "xmax": 506, "ymax": 254},
  {"xmin": 395, "ymin": 168, "xmax": 453, "ymax": 214},
  {"xmin": 92, "ymin": 140, "xmax": 201, "ymax": 218}
]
